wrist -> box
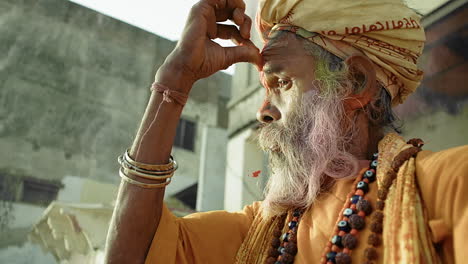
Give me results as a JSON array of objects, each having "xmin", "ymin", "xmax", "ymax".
[{"xmin": 155, "ymin": 54, "xmax": 196, "ymax": 94}]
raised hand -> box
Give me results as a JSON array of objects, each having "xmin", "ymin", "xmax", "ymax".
[{"xmin": 157, "ymin": 0, "xmax": 261, "ymax": 92}]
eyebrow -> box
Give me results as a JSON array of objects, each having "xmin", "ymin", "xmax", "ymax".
[{"xmin": 263, "ymin": 63, "xmax": 284, "ymax": 75}]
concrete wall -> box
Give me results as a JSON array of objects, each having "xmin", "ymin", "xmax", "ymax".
[
  {"xmin": 224, "ymin": 129, "xmax": 250, "ymax": 211},
  {"xmin": 0, "ymin": 203, "xmax": 45, "ymax": 248},
  {"xmin": 0, "ymin": 176, "xmax": 117, "ymax": 263},
  {"xmin": 396, "ymin": 2, "xmax": 468, "ymax": 150},
  {"xmin": 224, "ymin": 128, "xmax": 267, "ymax": 211},
  {"xmin": 196, "ymin": 125, "xmax": 228, "ymax": 211},
  {"xmin": 0, "ymin": 242, "xmax": 56, "ymax": 264},
  {"xmin": 58, "ymin": 176, "xmax": 118, "ymax": 204}
]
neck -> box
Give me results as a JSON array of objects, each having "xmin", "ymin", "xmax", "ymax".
[
  {"xmin": 347, "ymin": 110, "xmax": 383, "ymax": 160},
  {"xmin": 320, "ymin": 111, "xmax": 381, "ymax": 191}
]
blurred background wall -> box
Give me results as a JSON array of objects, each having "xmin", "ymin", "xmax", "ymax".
[{"xmin": 395, "ymin": 0, "xmax": 468, "ymax": 150}]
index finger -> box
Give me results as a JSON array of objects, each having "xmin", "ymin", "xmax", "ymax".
[
  {"xmin": 202, "ymin": 0, "xmax": 244, "ymax": 11},
  {"xmin": 199, "ymin": 0, "xmax": 226, "ymax": 9},
  {"xmin": 226, "ymin": 0, "xmax": 246, "ymax": 10}
]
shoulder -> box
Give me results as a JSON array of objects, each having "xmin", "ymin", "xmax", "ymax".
[
  {"xmin": 415, "ymin": 145, "xmax": 468, "ymax": 219},
  {"xmin": 242, "ymin": 201, "xmax": 263, "ymax": 220},
  {"xmin": 416, "ymin": 145, "xmax": 468, "ymax": 175}
]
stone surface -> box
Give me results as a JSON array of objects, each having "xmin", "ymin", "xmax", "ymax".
[{"xmin": 196, "ymin": 125, "xmax": 228, "ymax": 211}]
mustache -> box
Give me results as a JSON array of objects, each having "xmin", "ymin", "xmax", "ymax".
[
  {"xmin": 257, "ymin": 121, "xmax": 283, "ymax": 131},
  {"xmin": 257, "ymin": 122, "xmax": 291, "ymax": 153}
]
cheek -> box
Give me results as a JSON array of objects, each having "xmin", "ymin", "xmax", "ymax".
[
  {"xmin": 277, "ymin": 94, "xmax": 298, "ymax": 123},
  {"xmin": 297, "ymin": 77, "xmax": 319, "ymax": 94}
]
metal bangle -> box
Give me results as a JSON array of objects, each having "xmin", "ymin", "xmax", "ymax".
[
  {"xmin": 122, "ymin": 166, "xmax": 174, "ymax": 181},
  {"xmin": 124, "ymin": 150, "xmax": 175, "ymax": 171},
  {"xmin": 118, "ymin": 155, "xmax": 177, "ymax": 176},
  {"xmin": 119, "ymin": 168, "xmax": 171, "ymax": 188}
]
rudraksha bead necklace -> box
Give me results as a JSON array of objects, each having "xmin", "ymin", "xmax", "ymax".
[
  {"xmin": 265, "ymin": 154, "xmax": 378, "ymax": 264},
  {"xmin": 362, "ymin": 138, "xmax": 424, "ymax": 263},
  {"xmin": 265, "ymin": 139, "xmax": 423, "ymax": 264},
  {"xmin": 320, "ymin": 153, "xmax": 379, "ymax": 264},
  {"xmin": 266, "ymin": 209, "xmax": 304, "ymax": 264}
]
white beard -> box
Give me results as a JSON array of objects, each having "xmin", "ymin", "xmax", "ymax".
[{"xmin": 257, "ymin": 90, "xmax": 359, "ymax": 218}]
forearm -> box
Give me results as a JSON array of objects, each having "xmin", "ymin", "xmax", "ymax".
[
  {"xmin": 104, "ymin": 63, "xmax": 193, "ymax": 263},
  {"xmin": 104, "ymin": 0, "xmax": 259, "ymax": 260}
]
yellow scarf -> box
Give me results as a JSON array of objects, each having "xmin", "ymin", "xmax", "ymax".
[{"xmin": 377, "ymin": 133, "xmax": 440, "ymax": 263}]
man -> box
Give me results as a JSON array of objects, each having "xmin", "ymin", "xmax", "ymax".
[{"xmin": 104, "ymin": 0, "xmax": 468, "ymax": 263}]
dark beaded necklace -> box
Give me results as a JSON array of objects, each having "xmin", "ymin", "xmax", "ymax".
[
  {"xmin": 320, "ymin": 154, "xmax": 379, "ymax": 264},
  {"xmin": 265, "ymin": 139, "xmax": 424, "ymax": 264},
  {"xmin": 362, "ymin": 139, "xmax": 424, "ymax": 263},
  {"xmin": 266, "ymin": 209, "xmax": 303, "ymax": 264},
  {"xmin": 265, "ymin": 155, "xmax": 378, "ymax": 264}
]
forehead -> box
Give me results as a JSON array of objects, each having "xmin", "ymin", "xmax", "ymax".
[{"xmin": 261, "ymin": 33, "xmax": 315, "ymax": 75}]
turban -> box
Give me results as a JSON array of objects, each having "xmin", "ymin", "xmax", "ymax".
[{"xmin": 256, "ymin": 0, "xmax": 426, "ymax": 105}]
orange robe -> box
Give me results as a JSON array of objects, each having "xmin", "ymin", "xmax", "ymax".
[{"xmin": 145, "ymin": 145, "xmax": 468, "ymax": 264}]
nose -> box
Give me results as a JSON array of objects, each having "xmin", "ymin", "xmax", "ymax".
[{"xmin": 257, "ymin": 100, "xmax": 281, "ymax": 123}]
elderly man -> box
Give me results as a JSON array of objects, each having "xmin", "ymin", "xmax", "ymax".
[{"xmin": 104, "ymin": 0, "xmax": 468, "ymax": 263}]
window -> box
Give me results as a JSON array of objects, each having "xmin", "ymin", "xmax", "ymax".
[
  {"xmin": 174, "ymin": 118, "xmax": 196, "ymax": 151},
  {"xmin": 21, "ymin": 177, "xmax": 62, "ymax": 206},
  {"xmin": 0, "ymin": 174, "xmax": 18, "ymax": 201},
  {"xmin": 0, "ymin": 174, "xmax": 62, "ymax": 207},
  {"xmin": 174, "ymin": 183, "xmax": 198, "ymax": 210}
]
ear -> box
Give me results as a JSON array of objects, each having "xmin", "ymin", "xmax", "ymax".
[{"xmin": 343, "ymin": 54, "xmax": 378, "ymax": 111}]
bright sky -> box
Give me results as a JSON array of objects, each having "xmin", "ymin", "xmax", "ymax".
[
  {"xmin": 69, "ymin": 0, "xmax": 199, "ymax": 41},
  {"xmin": 69, "ymin": 0, "xmax": 449, "ymax": 74}
]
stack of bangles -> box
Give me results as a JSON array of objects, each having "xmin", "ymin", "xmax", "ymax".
[{"xmin": 117, "ymin": 149, "xmax": 177, "ymax": 188}]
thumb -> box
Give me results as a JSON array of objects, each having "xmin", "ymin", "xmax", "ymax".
[{"xmin": 223, "ymin": 45, "xmax": 261, "ymax": 70}]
